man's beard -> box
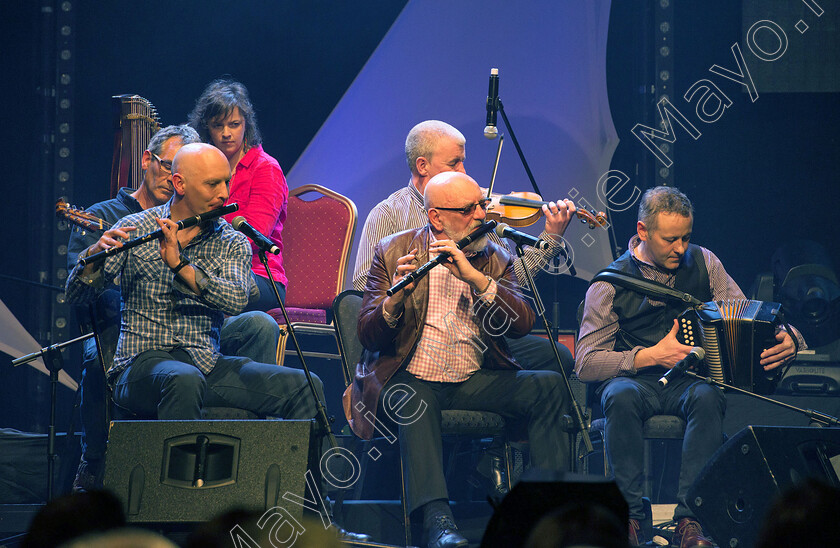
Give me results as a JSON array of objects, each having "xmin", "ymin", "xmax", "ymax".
[
  {"xmin": 461, "ymin": 234, "xmax": 489, "ymax": 254},
  {"xmin": 442, "ymin": 222, "xmax": 489, "ymax": 254}
]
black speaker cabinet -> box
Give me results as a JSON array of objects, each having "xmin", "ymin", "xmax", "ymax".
[
  {"xmin": 104, "ymin": 420, "xmax": 317, "ymax": 523},
  {"xmin": 480, "ymin": 472, "xmax": 628, "ymax": 548},
  {"xmin": 687, "ymin": 426, "xmax": 840, "ymax": 548}
]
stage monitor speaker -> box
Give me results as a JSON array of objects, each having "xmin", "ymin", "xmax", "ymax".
[
  {"xmin": 480, "ymin": 472, "xmax": 628, "ymax": 548},
  {"xmin": 776, "ymin": 362, "xmax": 840, "ymax": 396},
  {"xmin": 104, "ymin": 420, "xmax": 317, "ymax": 523},
  {"xmin": 687, "ymin": 426, "xmax": 840, "ymax": 548}
]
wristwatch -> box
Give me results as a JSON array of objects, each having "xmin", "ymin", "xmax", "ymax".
[{"xmin": 171, "ymin": 255, "xmax": 190, "ymax": 275}]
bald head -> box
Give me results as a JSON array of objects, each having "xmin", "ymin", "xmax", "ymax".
[
  {"xmin": 171, "ymin": 142, "xmax": 230, "ymax": 181},
  {"xmin": 170, "ymin": 142, "xmax": 231, "ymax": 218},
  {"xmin": 424, "ymin": 171, "xmax": 480, "ymax": 210},
  {"xmin": 424, "ymin": 172, "xmax": 488, "ymax": 250}
]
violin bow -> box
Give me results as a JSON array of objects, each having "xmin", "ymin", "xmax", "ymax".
[{"xmin": 485, "ymin": 133, "xmax": 504, "ymax": 199}]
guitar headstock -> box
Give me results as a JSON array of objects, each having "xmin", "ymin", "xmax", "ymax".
[{"xmin": 55, "ymin": 199, "xmax": 108, "ymax": 233}]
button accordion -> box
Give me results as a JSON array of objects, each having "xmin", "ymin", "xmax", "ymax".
[{"xmin": 678, "ymin": 299, "xmax": 782, "ymax": 394}]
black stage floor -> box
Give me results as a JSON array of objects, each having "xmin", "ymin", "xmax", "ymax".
[{"xmin": 2, "ymin": 392, "xmax": 839, "ymax": 547}]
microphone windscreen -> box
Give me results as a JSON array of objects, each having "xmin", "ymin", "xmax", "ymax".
[{"xmin": 231, "ymin": 216, "xmax": 246, "ymax": 230}]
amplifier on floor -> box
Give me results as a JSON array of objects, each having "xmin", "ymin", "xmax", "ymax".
[
  {"xmin": 776, "ymin": 360, "xmax": 840, "ymax": 396},
  {"xmin": 103, "ymin": 420, "xmax": 317, "ymax": 523},
  {"xmin": 687, "ymin": 425, "xmax": 840, "ymax": 548}
]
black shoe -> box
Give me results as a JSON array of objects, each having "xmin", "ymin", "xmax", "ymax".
[
  {"xmin": 474, "ymin": 453, "xmax": 509, "ymax": 497},
  {"xmin": 331, "ymin": 522, "xmax": 371, "ymax": 543},
  {"xmin": 72, "ymin": 459, "xmax": 103, "ymax": 493},
  {"xmin": 427, "ymin": 515, "xmax": 468, "ymax": 548}
]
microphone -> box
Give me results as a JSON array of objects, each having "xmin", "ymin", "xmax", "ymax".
[
  {"xmin": 484, "ymin": 68, "xmax": 500, "ymax": 139},
  {"xmin": 495, "ymin": 222, "xmax": 548, "ymax": 251},
  {"xmin": 658, "ymin": 347, "xmax": 705, "ymax": 387},
  {"xmin": 232, "ymin": 216, "xmax": 280, "ymax": 255},
  {"xmin": 387, "ymin": 220, "xmax": 497, "ymax": 296}
]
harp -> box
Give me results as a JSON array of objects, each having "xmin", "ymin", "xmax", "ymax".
[{"xmin": 109, "ymin": 94, "xmax": 161, "ymax": 198}]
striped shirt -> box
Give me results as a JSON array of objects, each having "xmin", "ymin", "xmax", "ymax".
[
  {"xmin": 352, "ymin": 180, "xmax": 565, "ymax": 291},
  {"xmin": 66, "ymin": 201, "xmax": 253, "ymax": 380},
  {"xmin": 575, "ymin": 235, "xmax": 806, "ymax": 382}
]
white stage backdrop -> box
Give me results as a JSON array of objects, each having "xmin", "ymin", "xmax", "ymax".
[{"xmin": 289, "ymin": 0, "xmax": 618, "ymax": 284}]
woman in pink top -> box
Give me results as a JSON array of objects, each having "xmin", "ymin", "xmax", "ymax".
[{"xmin": 189, "ymin": 79, "xmax": 287, "ymax": 311}]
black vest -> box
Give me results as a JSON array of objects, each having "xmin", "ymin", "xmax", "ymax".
[{"xmin": 604, "ymin": 244, "xmax": 712, "ymax": 376}]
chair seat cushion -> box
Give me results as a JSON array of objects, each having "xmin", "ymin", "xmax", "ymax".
[
  {"xmin": 441, "ymin": 410, "xmax": 506, "ymax": 435},
  {"xmin": 642, "ymin": 415, "xmax": 686, "ymax": 439},
  {"xmin": 267, "ymin": 307, "xmax": 328, "ymax": 325}
]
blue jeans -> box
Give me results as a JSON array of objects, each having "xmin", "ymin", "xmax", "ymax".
[
  {"xmin": 112, "ymin": 347, "xmax": 324, "ymax": 420},
  {"xmin": 219, "ymin": 310, "xmax": 281, "ymax": 364},
  {"xmin": 599, "ymin": 374, "xmax": 726, "ymax": 520},
  {"xmin": 243, "ymin": 273, "xmax": 286, "ymax": 312},
  {"xmin": 78, "ymin": 311, "xmax": 281, "ymax": 461}
]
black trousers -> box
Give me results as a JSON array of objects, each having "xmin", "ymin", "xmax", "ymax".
[{"xmin": 383, "ymin": 367, "xmax": 569, "ymax": 514}]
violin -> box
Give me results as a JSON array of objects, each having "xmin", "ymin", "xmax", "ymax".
[{"xmin": 485, "ymin": 191, "xmax": 608, "ymax": 229}]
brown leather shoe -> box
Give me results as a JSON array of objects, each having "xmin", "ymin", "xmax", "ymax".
[
  {"xmin": 628, "ymin": 518, "xmax": 647, "ymax": 546},
  {"xmin": 671, "ymin": 518, "xmax": 713, "ymax": 548}
]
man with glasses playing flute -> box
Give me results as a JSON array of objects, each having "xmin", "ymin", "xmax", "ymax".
[
  {"xmin": 348, "ymin": 171, "xmax": 569, "ymax": 548},
  {"xmin": 352, "ymin": 120, "xmax": 579, "ymax": 498}
]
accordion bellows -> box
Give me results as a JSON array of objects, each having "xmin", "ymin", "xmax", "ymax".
[{"xmin": 679, "ymin": 299, "xmax": 781, "ymax": 394}]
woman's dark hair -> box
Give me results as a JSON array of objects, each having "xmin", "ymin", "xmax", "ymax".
[{"xmin": 188, "ymin": 78, "xmax": 262, "ymax": 147}]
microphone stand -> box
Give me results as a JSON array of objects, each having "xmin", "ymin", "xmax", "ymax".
[
  {"xmin": 682, "ymin": 370, "xmax": 840, "ymax": 427},
  {"xmin": 497, "ymin": 99, "xmax": 543, "ymax": 197},
  {"xmin": 256, "ymin": 250, "xmax": 338, "ymax": 451},
  {"xmin": 494, "ymin": 98, "xmax": 593, "ymax": 459},
  {"xmin": 513, "ymin": 243, "xmax": 594, "ymax": 462},
  {"xmin": 12, "ymin": 332, "xmax": 95, "ymax": 500},
  {"xmin": 496, "ymin": 97, "xmax": 579, "ymax": 386}
]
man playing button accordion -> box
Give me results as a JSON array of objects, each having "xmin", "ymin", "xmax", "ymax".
[{"xmin": 575, "ymin": 186, "xmax": 805, "ymax": 547}]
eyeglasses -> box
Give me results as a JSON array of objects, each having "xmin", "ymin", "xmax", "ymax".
[
  {"xmin": 152, "ymin": 153, "xmax": 173, "ymax": 173},
  {"xmin": 431, "ymin": 198, "xmax": 491, "ymax": 216}
]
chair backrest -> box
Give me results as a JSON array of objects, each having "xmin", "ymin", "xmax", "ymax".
[
  {"xmin": 283, "ymin": 185, "xmax": 357, "ymax": 310},
  {"xmin": 332, "ymin": 290, "xmax": 364, "ymax": 387}
]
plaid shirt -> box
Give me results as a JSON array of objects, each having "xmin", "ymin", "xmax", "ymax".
[
  {"xmin": 408, "ymin": 241, "xmax": 498, "ymax": 383},
  {"xmin": 66, "ymin": 201, "xmax": 253, "ymax": 381}
]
